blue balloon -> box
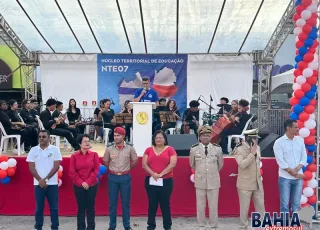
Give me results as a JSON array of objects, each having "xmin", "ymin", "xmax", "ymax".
[
  {"xmin": 295, "ymin": 55, "xmax": 303, "ymax": 63},
  {"xmin": 311, "ymin": 85, "xmax": 317, "ymax": 92},
  {"xmin": 312, "ymin": 26, "xmax": 318, "ymax": 32},
  {"xmin": 289, "ymin": 112, "xmax": 299, "ymax": 120},
  {"xmin": 304, "ymin": 39, "xmax": 314, "ymax": 48},
  {"xmin": 305, "ymin": 90, "xmax": 315, "ymax": 99},
  {"xmin": 311, "ymin": 203, "xmax": 317, "ymax": 219},
  {"xmin": 97, "ymin": 172, "xmax": 101, "ymax": 178},
  {"xmin": 298, "ymin": 47, "xmax": 308, "ymax": 56},
  {"xmin": 294, "ymin": 63, "xmax": 298, "ymax": 69},
  {"xmin": 293, "ymin": 104, "xmax": 304, "ymax": 114},
  {"xmin": 295, "ymin": 0, "xmax": 301, "ymax": 6},
  {"xmin": 309, "ymin": 31, "xmax": 318, "ymax": 40},
  {"xmin": 300, "ymin": 96, "xmax": 310, "ymax": 106},
  {"xmin": 99, "ymin": 165, "xmax": 107, "ymax": 175},
  {"xmin": 306, "ymin": 144, "xmax": 316, "ymax": 152},
  {"xmin": 302, "ymin": 166, "xmax": 307, "ymax": 172},
  {"xmin": 0, "ymin": 176, "xmax": 10, "ymax": 184},
  {"xmin": 307, "ymin": 155, "xmax": 313, "ymax": 164}
]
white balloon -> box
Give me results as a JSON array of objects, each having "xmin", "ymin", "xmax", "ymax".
[
  {"xmin": 303, "ymin": 187, "xmax": 314, "ymax": 197},
  {"xmin": 295, "ymin": 36, "xmax": 299, "ymax": 42},
  {"xmin": 260, "ymin": 161, "xmax": 262, "ymax": 168},
  {"xmin": 300, "ymin": 195, "xmax": 308, "ymax": 204},
  {"xmin": 307, "ymin": 4, "xmax": 318, "ymax": 13},
  {"xmin": 296, "ymin": 18, "xmax": 306, "ymax": 28},
  {"xmin": 313, "ymin": 54, "xmax": 318, "ymax": 62},
  {"xmin": 301, "ymin": 10, "xmax": 312, "ymax": 20},
  {"xmin": 310, "ymin": 113, "xmax": 316, "ymax": 120},
  {"xmin": 312, "ymin": 0, "xmax": 318, "ymax": 5},
  {"xmin": 59, "ymin": 165, "xmax": 63, "ymax": 172},
  {"xmin": 302, "ymin": 68, "xmax": 313, "ymax": 78},
  {"xmin": 0, "ymin": 162, "xmax": 9, "ymax": 170},
  {"xmin": 312, "ymin": 172, "xmax": 316, "ymax": 178},
  {"xmin": 305, "ymin": 119, "xmax": 316, "ymax": 129},
  {"xmin": 294, "ymin": 27, "xmax": 302, "ymax": 35},
  {"xmin": 299, "ymin": 128, "xmax": 310, "ymax": 138},
  {"xmin": 58, "ymin": 179, "xmax": 62, "ymax": 187},
  {"xmin": 292, "ymin": 83, "xmax": 302, "ymax": 91},
  {"xmin": 261, "ymin": 177, "xmax": 263, "ymax": 182},
  {"xmin": 307, "ymin": 178, "xmax": 318, "ymax": 189},
  {"xmin": 7, "ymin": 158, "xmax": 17, "ymax": 167},
  {"xmin": 190, "ymin": 174, "xmax": 195, "ymax": 183},
  {"xmin": 296, "ymin": 75, "xmax": 307, "ymax": 84},
  {"xmin": 308, "ymin": 61, "xmax": 318, "ymax": 70}
]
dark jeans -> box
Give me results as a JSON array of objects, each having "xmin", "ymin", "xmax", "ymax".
[
  {"xmin": 74, "ymin": 184, "xmax": 98, "ymax": 230},
  {"xmin": 220, "ymin": 128, "xmax": 242, "ymax": 154},
  {"xmin": 50, "ymin": 128, "xmax": 79, "ymax": 149},
  {"xmin": 34, "ymin": 185, "xmax": 59, "ymax": 230},
  {"xmin": 108, "ymin": 174, "xmax": 131, "ymax": 230},
  {"xmin": 145, "ymin": 176, "xmax": 173, "ymax": 230}
]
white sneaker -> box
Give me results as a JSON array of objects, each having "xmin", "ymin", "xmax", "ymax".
[{"xmin": 96, "ymin": 136, "xmax": 102, "ymax": 143}]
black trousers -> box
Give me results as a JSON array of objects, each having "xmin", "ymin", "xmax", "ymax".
[
  {"xmin": 50, "ymin": 128, "xmax": 79, "ymax": 149},
  {"xmin": 145, "ymin": 177, "xmax": 173, "ymax": 230},
  {"xmin": 73, "ymin": 184, "xmax": 98, "ymax": 230},
  {"xmin": 180, "ymin": 122, "xmax": 198, "ymax": 138},
  {"xmin": 220, "ymin": 128, "xmax": 242, "ymax": 154},
  {"xmin": 7, "ymin": 127, "xmax": 38, "ymax": 149}
]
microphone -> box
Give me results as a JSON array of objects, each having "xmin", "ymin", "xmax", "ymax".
[
  {"xmin": 197, "ymin": 95, "xmax": 201, "ymax": 102},
  {"xmin": 111, "ymin": 99, "xmax": 115, "ymax": 105},
  {"xmin": 210, "ymin": 95, "xmax": 213, "ymax": 102}
]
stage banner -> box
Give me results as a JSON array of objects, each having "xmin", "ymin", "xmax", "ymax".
[{"xmin": 97, "ymin": 54, "xmax": 187, "ymax": 113}]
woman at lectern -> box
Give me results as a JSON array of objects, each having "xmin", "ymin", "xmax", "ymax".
[{"xmin": 142, "ymin": 130, "xmax": 177, "ymax": 230}]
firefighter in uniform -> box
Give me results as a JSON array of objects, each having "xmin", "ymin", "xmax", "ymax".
[
  {"xmin": 189, "ymin": 125, "xmax": 224, "ymax": 229},
  {"xmin": 234, "ymin": 129, "xmax": 265, "ymax": 230}
]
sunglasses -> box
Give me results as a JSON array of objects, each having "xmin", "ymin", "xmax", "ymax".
[{"xmin": 38, "ymin": 135, "xmax": 48, "ymax": 139}]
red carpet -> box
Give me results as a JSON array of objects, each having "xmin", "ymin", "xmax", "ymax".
[{"xmin": 0, "ymin": 157, "xmax": 279, "ymax": 216}]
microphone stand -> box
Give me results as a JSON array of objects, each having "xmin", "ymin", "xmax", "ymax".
[{"xmin": 198, "ymin": 97, "xmax": 215, "ymax": 126}]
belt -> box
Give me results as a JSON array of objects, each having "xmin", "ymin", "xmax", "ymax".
[{"xmin": 109, "ymin": 170, "xmax": 130, "ymax": 175}]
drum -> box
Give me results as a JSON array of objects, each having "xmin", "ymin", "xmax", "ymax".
[{"xmin": 202, "ymin": 112, "xmax": 219, "ymax": 124}]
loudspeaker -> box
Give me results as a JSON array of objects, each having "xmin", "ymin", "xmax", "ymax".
[
  {"xmin": 167, "ymin": 134, "xmax": 198, "ymax": 156},
  {"xmin": 259, "ymin": 133, "xmax": 280, "ymax": 157}
]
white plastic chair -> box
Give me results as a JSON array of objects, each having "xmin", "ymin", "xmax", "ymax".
[
  {"xmin": 227, "ymin": 116, "xmax": 254, "ymax": 153},
  {"xmin": 167, "ymin": 128, "xmax": 176, "ymax": 135},
  {"xmin": 18, "ymin": 113, "xmax": 25, "ymax": 124},
  {"xmin": 36, "ymin": 115, "xmax": 60, "ymax": 148},
  {"xmin": 0, "ymin": 122, "xmax": 23, "ymax": 156},
  {"xmin": 130, "ymin": 127, "xmax": 133, "ymax": 143},
  {"xmin": 103, "ymin": 128, "xmax": 111, "ymax": 145},
  {"xmin": 176, "ymin": 121, "xmax": 182, "ymax": 134}
]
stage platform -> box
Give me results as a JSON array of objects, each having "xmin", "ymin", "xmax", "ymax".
[{"xmin": 0, "ymin": 142, "xmax": 280, "ymax": 217}]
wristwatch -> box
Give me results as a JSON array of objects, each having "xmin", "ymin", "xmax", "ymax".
[{"xmin": 45, "ymin": 178, "xmax": 49, "ymax": 183}]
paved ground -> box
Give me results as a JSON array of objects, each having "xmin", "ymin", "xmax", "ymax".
[{"xmin": 0, "ymin": 216, "xmax": 318, "ymax": 230}]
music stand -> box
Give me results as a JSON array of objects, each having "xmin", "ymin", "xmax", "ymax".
[
  {"xmin": 115, "ymin": 113, "xmax": 133, "ymax": 127},
  {"xmin": 159, "ymin": 111, "xmax": 177, "ymax": 124}
]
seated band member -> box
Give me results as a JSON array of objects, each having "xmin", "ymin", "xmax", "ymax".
[
  {"xmin": 67, "ymin": 99, "xmax": 85, "ymax": 134},
  {"xmin": 93, "ymin": 99, "xmax": 104, "ymax": 142},
  {"xmin": 20, "ymin": 99, "xmax": 38, "ymax": 128},
  {"xmin": 181, "ymin": 100, "xmax": 200, "ymax": 137},
  {"xmin": 0, "ymin": 100, "xmax": 38, "ymax": 151},
  {"xmin": 217, "ymin": 97, "xmax": 232, "ymax": 115},
  {"xmin": 29, "ymin": 99, "xmax": 40, "ymax": 118},
  {"xmin": 230, "ymin": 100, "xmax": 239, "ymax": 116},
  {"xmin": 152, "ymin": 98, "xmax": 167, "ymax": 134},
  {"xmin": 100, "ymin": 99, "xmax": 116, "ymax": 143},
  {"xmin": 40, "ymin": 98, "xmax": 79, "ymax": 150},
  {"xmin": 120, "ymin": 100, "xmax": 133, "ymax": 141},
  {"xmin": 133, "ymin": 77, "xmax": 159, "ymax": 104},
  {"xmin": 156, "ymin": 99, "xmax": 180, "ymax": 132},
  {"xmin": 220, "ymin": 99, "xmax": 251, "ymax": 154}
]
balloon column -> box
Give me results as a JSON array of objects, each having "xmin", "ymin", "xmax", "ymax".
[
  {"xmin": 0, "ymin": 155, "xmax": 18, "ymax": 184},
  {"xmin": 292, "ymin": 0, "xmax": 318, "ymax": 209},
  {"xmin": 190, "ymin": 168, "xmax": 195, "ymax": 183},
  {"xmin": 97, "ymin": 164, "xmax": 107, "ymax": 183},
  {"xmin": 58, "ymin": 165, "xmax": 63, "ymax": 187}
]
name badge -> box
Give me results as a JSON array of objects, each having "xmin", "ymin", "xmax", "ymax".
[{"xmin": 110, "ymin": 153, "xmax": 117, "ymax": 159}]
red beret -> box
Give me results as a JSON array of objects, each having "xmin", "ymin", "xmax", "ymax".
[{"xmin": 114, "ymin": 127, "xmax": 126, "ymax": 135}]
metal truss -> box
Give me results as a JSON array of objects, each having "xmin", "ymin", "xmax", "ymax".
[{"xmin": 262, "ymin": 0, "xmax": 295, "ymax": 61}]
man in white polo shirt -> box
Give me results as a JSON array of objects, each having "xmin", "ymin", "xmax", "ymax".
[
  {"xmin": 273, "ymin": 119, "xmax": 307, "ymax": 213},
  {"xmin": 26, "ymin": 130, "xmax": 62, "ymax": 230}
]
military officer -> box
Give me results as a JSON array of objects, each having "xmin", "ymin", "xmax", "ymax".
[
  {"xmin": 234, "ymin": 129, "xmax": 265, "ymax": 230},
  {"xmin": 189, "ymin": 125, "xmax": 224, "ymax": 229},
  {"xmin": 103, "ymin": 127, "xmax": 138, "ymax": 230}
]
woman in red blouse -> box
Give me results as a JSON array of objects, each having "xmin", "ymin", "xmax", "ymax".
[
  {"xmin": 69, "ymin": 134, "xmax": 100, "ymax": 230},
  {"xmin": 142, "ymin": 130, "xmax": 177, "ymax": 230}
]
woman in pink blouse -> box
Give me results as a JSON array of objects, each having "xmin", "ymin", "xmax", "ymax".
[
  {"xmin": 69, "ymin": 134, "xmax": 100, "ymax": 230},
  {"xmin": 142, "ymin": 130, "xmax": 177, "ymax": 230}
]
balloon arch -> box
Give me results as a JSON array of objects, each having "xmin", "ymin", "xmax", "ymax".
[{"xmin": 291, "ymin": 0, "xmax": 319, "ymax": 211}]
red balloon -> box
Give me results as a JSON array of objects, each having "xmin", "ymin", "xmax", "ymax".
[
  {"xmin": 301, "ymin": 83, "xmax": 311, "ymax": 92},
  {"xmin": 312, "ymin": 70, "xmax": 318, "ymax": 77},
  {"xmin": 304, "ymin": 105, "xmax": 315, "ymax": 114},
  {"xmin": 302, "ymin": 24, "xmax": 312, "ymax": 34},
  {"xmin": 312, "ymin": 40, "xmax": 319, "ymax": 48},
  {"xmin": 311, "ymin": 13, "xmax": 318, "ymax": 19},
  {"xmin": 310, "ymin": 99, "xmax": 317, "ymax": 106},
  {"xmin": 306, "ymin": 76, "xmax": 317, "ymax": 85},
  {"xmin": 298, "ymin": 33, "xmax": 308, "ymax": 41},
  {"xmin": 309, "ymin": 47, "xmax": 316, "ymax": 54},
  {"xmin": 298, "ymin": 61, "xmax": 308, "ymax": 70},
  {"xmin": 293, "ymin": 13, "xmax": 301, "ymax": 22},
  {"xmin": 301, "ymin": 203, "xmax": 311, "ymax": 208},
  {"xmin": 0, "ymin": 155, "xmax": 9, "ymax": 163},
  {"xmin": 307, "ymin": 163, "xmax": 317, "ymax": 172},
  {"xmin": 294, "ymin": 69, "xmax": 302, "ymax": 77},
  {"xmin": 296, "ymin": 5, "xmax": 306, "ymax": 14},
  {"xmin": 302, "ymin": 0, "xmax": 312, "ymax": 6},
  {"xmin": 303, "ymin": 180, "xmax": 308, "ymax": 188},
  {"xmin": 303, "ymin": 170, "xmax": 313, "ymax": 181},
  {"xmin": 299, "ymin": 112, "xmax": 310, "ymax": 121},
  {"xmin": 304, "ymin": 135, "xmax": 315, "ymax": 145},
  {"xmin": 307, "ymin": 17, "xmax": 317, "ymax": 27},
  {"xmin": 296, "ymin": 49, "xmax": 299, "ymax": 55},
  {"xmin": 293, "ymin": 77, "xmax": 297, "ymax": 83},
  {"xmin": 310, "ymin": 129, "xmax": 316, "ymax": 136},
  {"xmin": 289, "ymin": 97, "xmax": 299, "ymax": 106},
  {"xmin": 58, "ymin": 170, "xmax": 63, "ymax": 179},
  {"xmin": 308, "ymin": 195, "xmax": 317, "ymax": 204},
  {"xmin": 260, "ymin": 169, "xmax": 263, "ymax": 176},
  {"xmin": 0, "ymin": 170, "xmax": 7, "ymax": 179},
  {"xmin": 6, "ymin": 167, "xmax": 15, "ymax": 177},
  {"xmin": 191, "ymin": 168, "xmax": 195, "ymax": 174},
  {"xmin": 303, "ymin": 53, "xmax": 314, "ymax": 62},
  {"xmin": 297, "ymin": 120, "xmax": 304, "ymax": 129},
  {"xmin": 296, "ymin": 40, "xmax": 304, "ymax": 49},
  {"xmin": 294, "ymin": 89, "xmax": 305, "ymax": 99}
]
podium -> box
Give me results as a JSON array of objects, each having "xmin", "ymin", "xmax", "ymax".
[{"xmin": 130, "ymin": 102, "xmax": 155, "ymax": 156}]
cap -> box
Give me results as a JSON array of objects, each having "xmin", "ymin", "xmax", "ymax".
[
  {"xmin": 114, "ymin": 127, "xmax": 126, "ymax": 136},
  {"xmin": 243, "ymin": 129, "xmax": 260, "ymax": 138},
  {"xmin": 198, "ymin": 125, "xmax": 212, "ymax": 136}
]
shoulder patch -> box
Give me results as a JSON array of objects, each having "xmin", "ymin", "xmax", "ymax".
[
  {"xmin": 191, "ymin": 143, "xmax": 199, "ymax": 148},
  {"xmin": 125, "ymin": 142, "xmax": 133, "ymax": 146},
  {"xmin": 212, "ymin": 143, "xmax": 221, "ymax": 147}
]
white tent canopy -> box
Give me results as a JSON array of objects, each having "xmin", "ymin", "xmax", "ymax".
[{"xmin": 271, "ymin": 69, "xmax": 294, "ymax": 92}]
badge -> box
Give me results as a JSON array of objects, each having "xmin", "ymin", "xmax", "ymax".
[
  {"xmin": 148, "ymin": 94, "xmax": 152, "ymax": 98},
  {"xmin": 136, "ymin": 112, "xmax": 148, "ymax": 125},
  {"xmin": 48, "ymin": 153, "xmax": 53, "ymax": 158},
  {"xmin": 110, "ymin": 153, "xmax": 117, "ymax": 159}
]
